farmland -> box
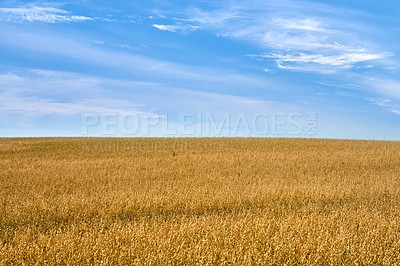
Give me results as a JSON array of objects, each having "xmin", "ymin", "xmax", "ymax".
[{"xmin": 1, "ymin": 137, "xmax": 400, "ymax": 264}]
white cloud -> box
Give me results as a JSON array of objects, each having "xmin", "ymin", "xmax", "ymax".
[
  {"xmin": 0, "ymin": 26, "xmax": 279, "ymax": 91},
  {"xmin": 183, "ymin": 6, "xmax": 240, "ymax": 26},
  {"xmin": 275, "ymin": 53, "xmax": 385, "ymax": 66},
  {"xmin": 162, "ymin": 0, "xmax": 391, "ymax": 74},
  {"xmin": 151, "ymin": 6, "xmax": 242, "ymax": 35},
  {"xmin": 0, "ymin": 95, "xmax": 149, "ymax": 116},
  {"xmin": 273, "ymin": 17, "xmax": 329, "ymax": 33},
  {"xmin": 0, "ymin": 6, "xmax": 93, "ymax": 23},
  {"xmin": 367, "ymin": 98, "xmax": 391, "ymax": 107},
  {"xmin": 0, "ymin": 70, "xmax": 158, "ymax": 116},
  {"xmin": 365, "ymin": 78, "xmax": 400, "ymax": 100},
  {"xmin": 256, "ymin": 15, "xmax": 390, "ymax": 73},
  {"xmin": 153, "ymin": 24, "xmax": 199, "ymax": 33},
  {"xmin": 0, "ymin": 72, "xmax": 25, "ymax": 82},
  {"xmin": 256, "ymin": 52, "xmax": 388, "ymax": 73},
  {"xmin": 390, "ymin": 110, "xmax": 400, "ymax": 115},
  {"xmin": 367, "ymin": 96, "xmax": 400, "ymax": 116},
  {"xmin": 0, "ymin": 68, "xmax": 303, "ymax": 126}
]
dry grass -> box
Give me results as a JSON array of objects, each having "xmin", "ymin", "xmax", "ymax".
[{"xmin": 1, "ymin": 137, "xmax": 400, "ymax": 264}]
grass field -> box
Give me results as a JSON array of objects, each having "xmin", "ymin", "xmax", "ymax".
[{"xmin": 1, "ymin": 137, "xmax": 400, "ymax": 264}]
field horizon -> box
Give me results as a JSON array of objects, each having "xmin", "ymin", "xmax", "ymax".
[{"xmin": 1, "ymin": 137, "xmax": 400, "ymax": 264}]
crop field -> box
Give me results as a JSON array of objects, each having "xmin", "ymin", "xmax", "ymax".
[{"xmin": 1, "ymin": 137, "xmax": 400, "ymax": 264}]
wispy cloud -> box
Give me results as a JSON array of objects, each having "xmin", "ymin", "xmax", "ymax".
[
  {"xmin": 367, "ymin": 97, "xmax": 400, "ymax": 116},
  {"xmin": 182, "ymin": 6, "xmax": 241, "ymax": 26},
  {"xmin": 367, "ymin": 98, "xmax": 391, "ymax": 107},
  {"xmin": 255, "ymin": 52, "xmax": 388, "ymax": 74},
  {"xmin": 0, "ymin": 70, "xmax": 157, "ymax": 116},
  {"xmin": 391, "ymin": 110, "xmax": 400, "ymax": 115},
  {"xmin": 0, "ymin": 6, "xmax": 93, "ymax": 23},
  {"xmin": 0, "ymin": 95, "xmax": 149, "ymax": 116},
  {"xmin": 365, "ymin": 78, "xmax": 400, "ymax": 100},
  {"xmin": 153, "ymin": 24, "xmax": 199, "ymax": 33},
  {"xmin": 153, "ymin": 0, "xmax": 391, "ymax": 74},
  {"xmin": 273, "ymin": 17, "xmax": 330, "ymax": 33},
  {"xmin": 0, "ymin": 25, "xmax": 279, "ymax": 92},
  {"xmin": 0, "ymin": 69, "xmax": 302, "ymax": 123},
  {"xmin": 365, "ymin": 77, "xmax": 400, "ymax": 116}
]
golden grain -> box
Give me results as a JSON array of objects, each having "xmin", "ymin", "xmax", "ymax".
[{"xmin": 1, "ymin": 138, "xmax": 400, "ymax": 264}]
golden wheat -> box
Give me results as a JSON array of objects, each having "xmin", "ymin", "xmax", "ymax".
[{"xmin": 1, "ymin": 138, "xmax": 400, "ymax": 264}]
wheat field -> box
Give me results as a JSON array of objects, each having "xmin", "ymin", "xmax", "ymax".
[{"xmin": 0, "ymin": 137, "xmax": 400, "ymax": 264}]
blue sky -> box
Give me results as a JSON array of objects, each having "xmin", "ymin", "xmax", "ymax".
[{"xmin": 0, "ymin": 0, "xmax": 399, "ymax": 139}]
